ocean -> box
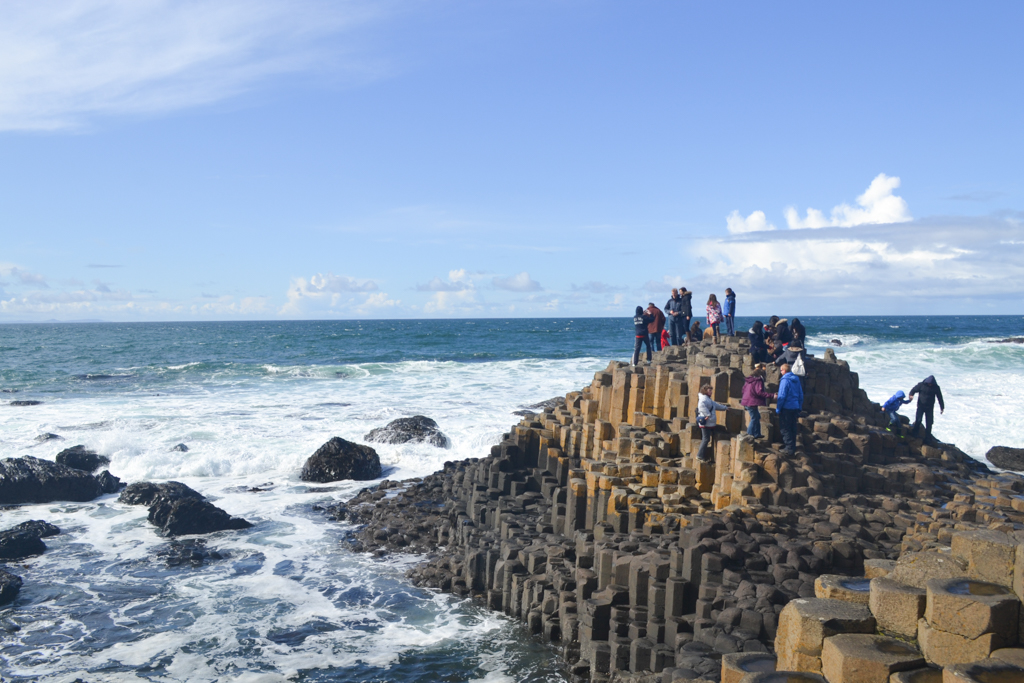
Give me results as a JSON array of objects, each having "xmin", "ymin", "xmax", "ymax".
[{"xmin": 0, "ymin": 316, "xmax": 1021, "ymax": 682}]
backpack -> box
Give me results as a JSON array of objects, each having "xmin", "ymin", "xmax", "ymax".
[{"xmin": 792, "ymin": 355, "xmax": 806, "ymax": 377}]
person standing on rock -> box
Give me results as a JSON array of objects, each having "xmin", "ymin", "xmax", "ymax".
[
  {"xmin": 748, "ymin": 321, "xmax": 769, "ymax": 363},
  {"xmin": 679, "ymin": 288, "xmax": 693, "ymax": 343},
  {"xmin": 665, "ymin": 289, "xmax": 685, "ymax": 346},
  {"xmin": 742, "ymin": 364, "xmax": 776, "ymax": 439},
  {"xmin": 909, "ymin": 375, "xmax": 944, "ymax": 439},
  {"xmin": 723, "ymin": 288, "xmax": 736, "ymax": 336},
  {"xmin": 776, "ymin": 363, "xmax": 804, "ymax": 456},
  {"xmin": 696, "ymin": 384, "xmax": 729, "ymax": 462},
  {"xmin": 706, "ymin": 294, "xmax": 723, "ymax": 342},
  {"xmin": 632, "ymin": 306, "xmax": 654, "ymax": 366},
  {"xmin": 646, "ymin": 303, "xmax": 666, "ymax": 352}
]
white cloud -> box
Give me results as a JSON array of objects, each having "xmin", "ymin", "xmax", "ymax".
[
  {"xmin": 0, "ymin": 0, "xmax": 385, "ymax": 131},
  {"xmin": 492, "ymin": 272, "xmax": 542, "ymax": 292},
  {"xmin": 726, "ymin": 209, "xmax": 776, "ymax": 234},
  {"xmin": 279, "ymin": 272, "xmax": 379, "ymax": 314},
  {"xmin": 785, "ymin": 173, "xmax": 912, "ymax": 229},
  {"xmin": 423, "ymin": 289, "xmax": 478, "ymax": 314}
]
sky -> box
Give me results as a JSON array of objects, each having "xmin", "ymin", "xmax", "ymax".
[{"xmin": 1, "ymin": 0, "xmax": 1022, "ymax": 321}]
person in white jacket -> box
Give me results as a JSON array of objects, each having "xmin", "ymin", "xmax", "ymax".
[{"xmin": 696, "ymin": 384, "xmax": 729, "ymax": 462}]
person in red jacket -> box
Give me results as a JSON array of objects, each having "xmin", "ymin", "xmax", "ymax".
[
  {"xmin": 660, "ymin": 328, "xmax": 670, "ymax": 350},
  {"xmin": 741, "ymin": 364, "xmax": 776, "ymax": 439},
  {"xmin": 646, "ymin": 303, "xmax": 666, "ymax": 351}
]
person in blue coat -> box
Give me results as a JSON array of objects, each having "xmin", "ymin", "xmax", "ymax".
[
  {"xmin": 723, "ymin": 288, "xmax": 736, "ymax": 336},
  {"xmin": 776, "ymin": 363, "xmax": 804, "ymax": 456},
  {"xmin": 882, "ymin": 390, "xmax": 912, "ymax": 436}
]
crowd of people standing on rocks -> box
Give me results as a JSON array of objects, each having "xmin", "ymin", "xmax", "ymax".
[{"xmin": 630, "ymin": 290, "xmax": 946, "ymax": 464}]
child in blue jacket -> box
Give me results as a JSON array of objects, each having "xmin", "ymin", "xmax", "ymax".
[{"xmin": 882, "ymin": 390, "xmax": 911, "ymax": 435}]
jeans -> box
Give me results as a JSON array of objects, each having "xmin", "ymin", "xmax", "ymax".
[
  {"xmin": 696, "ymin": 426, "xmax": 715, "ymax": 462},
  {"xmin": 668, "ymin": 317, "xmax": 685, "ymax": 346},
  {"xmin": 745, "ymin": 406, "xmax": 762, "ymax": 438},
  {"xmin": 709, "ymin": 322, "xmax": 720, "ymax": 339},
  {"xmin": 632, "ymin": 335, "xmax": 652, "ymax": 365},
  {"xmin": 778, "ymin": 408, "xmax": 799, "ymax": 454},
  {"xmin": 886, "ymin": 410, "xmax": 902, "ymax": 435},
  {"xmin": 725, "ymin": 315, "xmax": 735, "ymax": 336},
  {"xmin": 653, "ymin": 332, "xmax": 662, "ymax": 352},
  {"xmin": 912, "ymin": 404, "xmax": 934, "ymax": 438}
]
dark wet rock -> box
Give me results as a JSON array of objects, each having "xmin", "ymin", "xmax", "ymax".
[
  {"xmin": 155, "ymin": 539, "xmax": 227, "ymax": 567},
  {"xmin": 364, "ymin": 415, "xmax": 450, "ymax": 449},
  {"xmin": 120, "ymin": 481, "xmax": 252, "ymax": 536},
  {"xmin": 0, "ymin": 456, "xmax": 104, "ymax": 504},
  {"xmin": 171, "ymin": 443, "xmax": 189, "ymax": 452},
  {"xmin": 35, "ymin": 433, "xmax": 63, "ymax": 442},
  {"xmin": 513, "ymin": 396, "xmax": 565, "ymax": 416},
  {"xmin": 987, "ymin": 446, "xmax": 1024, "ymax": 471},
  {"xmin": 300, "ymin": 437, "xmax": 381, "ymax": 482},
  {"xmin": 55, "ymin": 445, "xmax": 110, "ymax": 472},
  {"xmin": 9, "ymin": 400, "xmax": 41, "ymax": 406},
  {"xmin": 1, "ymin": 389, "xmax": 17, "ymax": 393},
  {"xmin": 991, "ymin": 337, "xmax": 1024, "ymax": 344},
  {"xmin": 118, "ymin": 481, "xmax": 204, "ymax": 506},
  {"xmin": 96, "ymin": 470, "xmax": 125, "ymax": 494},
  {"xmin": 0, "ymin": 568, "xmax": 22, "ymax": 605},
  {"xmin": 0, "ymin": 520, "xmax": 60, "ymax": 560},
  {"xmin": 830, "ymin": 339, "xmax": 843, "ymax": 346}
]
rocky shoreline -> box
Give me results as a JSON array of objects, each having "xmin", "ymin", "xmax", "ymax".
[{"xmin": 335, "ymin": 336, "xmax": 1024, "ymax": 682}]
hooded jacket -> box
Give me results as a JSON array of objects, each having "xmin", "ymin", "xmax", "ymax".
[
  {"xmin": 634, "ymin": 307, "xmax": 654, "ymax": 336},
  {"xmin": 775, "ymin": 322, "xmax": 793, "ymax": 345},
  {"xmin": 679, "ymin": 292, "xmax": 693, "ymax": 317},
  {"xmin": 647, "ymin": 306, "xmax": 666, "ymax": 334},
  {"xmin": 774, "ymin": 347, "xmax": 806, "ymax": 367},
  {"xmin": 790, "ymin": 318, "xmax": 806, "ymax": 344},
  {"xmin": 697, "ymin": 393, "xmax": 729, "ymax": 428},
  {"xmin": 723, "ymin": 293, "xmax": 736, "ymax": 317},
  {"xmin": 882, "ymin": 391, "xmax": 911, "ymax": 413},
  {"xmin": 776, "ymin": 371, "xmax": 804, "ymax": 412},
  {"xmin": 741, "ymin": 375, "xmax": 773, "ymax": 407},
  {"xmin": 748, "ymin": 324, "xmax": 767, "ymax": 355},
  {"xmin": 909, "ymin": 376, "xmax": 944, "ymax": 411}
]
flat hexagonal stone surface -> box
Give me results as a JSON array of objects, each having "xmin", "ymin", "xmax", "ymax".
[
  {"xmin": 890, "ymin": 552, "xmax": 968, "ymax": 589},
  {"xmin": 820, "ymin": 633, "xmax": 924, "ymax": 683},
  {"xmin": 721, "ymin": 652, "xmax": 776, "ymax": 683},
  {"xmin": 925, "ymin": 578, "xmax": 1019, "ymax": 640},
  {"xmin": 775, "ymin": 598, "xmax": 876, "ymax": 673},
  {"xmin": 942, "ymin": 658, "xmax": 1024, "ymax": 683},
  {"xmin": 890, "ymin": 668, "xmax": 942, "ymax": 683},
  {"xmin": 814, "ymin": 575, "xmax": 871, "ymax": 605},
  {"xmin": 738, "ymin": 673, "xmax": 827, "ymax": 683}
]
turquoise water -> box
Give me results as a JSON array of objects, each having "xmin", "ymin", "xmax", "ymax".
[{"xmin": 0, "ymin": 316, "xmax": 1022, "ymax": 682}]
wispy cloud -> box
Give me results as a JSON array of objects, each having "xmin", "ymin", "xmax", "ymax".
[
  {"xmin": 0, "ymin": 0, "xmax": 386, "ymax": 131},
  {"xmin": 492, "ymin": 272, "xmax": 542, "ymax": 292},
  {"xmin": 726, "ymin": 210, "xmax": 776, "ymax": 234}
]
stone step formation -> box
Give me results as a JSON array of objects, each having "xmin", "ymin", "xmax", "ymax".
[{"xmin": 338, "ymin": 336, "xmax": 1024, "ymax": 683}]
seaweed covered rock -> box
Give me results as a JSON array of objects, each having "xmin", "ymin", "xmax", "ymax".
[
  {"xmin": 0, "ymin": 520, "xmax": 60, "ymax": 560},
  {"xmin": 301, "ymin": 437, "xmax": 381, "ymax": 482},
  {"xmin": 55, "ymin": 445, "xmax": 110, "ymax": 472},
  {"xmin": 119, "ymin": 481, "xmax": 252, "ymax": 536},
  {"xmin": 364, "ymin": 415, "xmax": 450, "ymax": 448},
  {"xmin": 987, "ymin": 446, "xmax": 1024, "ymax": 471},
  {"xmin": 0, "ymin": 568, "xmax": 22, "ymax": 605},
  {"xmin": 0, "ymin": 456, "xmax": 104, "ymax": 504}
]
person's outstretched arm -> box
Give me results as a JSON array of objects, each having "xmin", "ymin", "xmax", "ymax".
[{"xmin": 937, "ymin": 386, "xmax": 945, "ymax": 413}]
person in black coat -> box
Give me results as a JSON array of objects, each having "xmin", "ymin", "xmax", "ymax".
[
  {"xmin": 748, "ymin": 321, "xmax": 768, "ymax": 363},
  {"xmin": 632, "ymin": 306, "xmax": 654, "ymax": 365},
  {"xmin": 909, "ymin": 375, "xmax": 944, "ymax": 439}
]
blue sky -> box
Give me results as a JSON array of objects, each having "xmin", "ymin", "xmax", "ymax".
[{"xmin": 1, "ymin": 1, "xmax": 1022, "ymax": 321}]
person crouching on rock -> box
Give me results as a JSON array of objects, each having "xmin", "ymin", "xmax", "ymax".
[
  {"xmin": 632, "ymin": 305, "xmax": 654, "ymax": 366},
  {"xmin": 696, "ymin": 384, "xmax": 729, "ymax": 462},
  {"xmin": 776, "ymin": 363, "xmax": 804, "ymax": 456},
  {"xmin": 882, "ymin": 390, "xmax": 912, "ymax": 436},
  {"xmin": 909, "ymin": 375, "xmax": 944, "ymax": 440},
  {"xmin": 742, "ymin": 364, "xmax": 776, "ymax": 439},
  {"xmin": 688, "ymin": 319, "xmax": 703, "ymax": 342}
]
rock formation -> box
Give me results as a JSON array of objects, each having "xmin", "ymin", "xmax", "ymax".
[
  {"xmin": 337, "ymin": 336, "xmax": 1024, "ymax": 682},
  {"xmin": 0, "ymin": 520, "xmax": 60, "ymax": 560},
  {"xmin": 0, "ymin": 456, "xmax": 121, "ymax": 504},
  {"xmin": 55, "ymin": 445, "xmax": 111, "ymax": 472},
  {"xmin": 987, "ymin": 446, "xmax": 1024, "ymax": 472},
  {"xmin": 118, "ymin": 481, "xmax": 252, "ymax": 536},
  {"xmin": 301, "ymin": 437, "xmax": 382, "ymax": 482},
  {"xmin": 365, "ymin": 416, "xmax": 451, "ymax": 448}
]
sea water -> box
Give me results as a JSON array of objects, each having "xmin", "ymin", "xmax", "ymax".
[{"xmin": 0, "ymin": 317, "xmax": 1021, "ymax": 682}]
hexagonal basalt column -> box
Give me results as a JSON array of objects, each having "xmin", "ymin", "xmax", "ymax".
[
  {"xmin": 774, "ymin": 598, "xmax": 876, "ymax": 674},
  {"xmin": 819, "ymin": 634, "xmax": 924, "ymax": 683},
  {"xmin": 869, "ymin": 577, "xmax": 926, "ymax": 639},
  {"xmin": 924, "ymin": 579, "xmax": 1019, "ymax": 642},
  {"xmin": 942, "ymin": 658, "xmax": 1024, "ymax": 682},
  {"xmin": 721, "ymin": 652, "xmax": 776, "ymax": 683},
  {"xmin": 737, "ymin": 673, "xmax": 827, "ymax": 683},
  {"xmin": 889, "ymin": 668, "xmax": 942, "ymax": 683}
]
